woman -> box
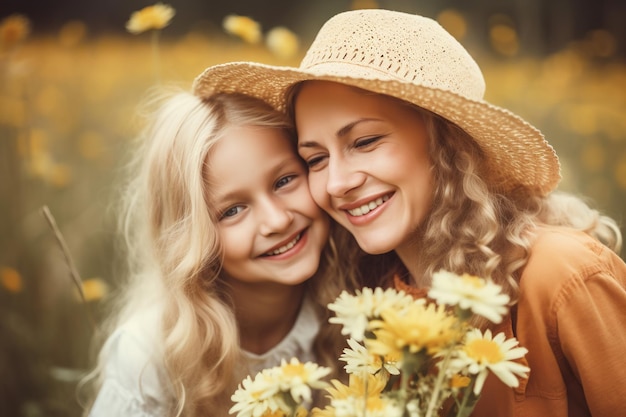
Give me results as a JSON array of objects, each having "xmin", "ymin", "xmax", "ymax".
[{"xmin": 193, "ymin": 9, "xmax": 626, "ymax": 416}]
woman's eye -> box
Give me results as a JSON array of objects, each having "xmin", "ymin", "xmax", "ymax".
[
  {"xmin": 306, "ymin": 155, "xmax": 326, "ymax": 168},
  {"xmin": 276, "ymin": 175, "xmax": 296, "ymax": 189},
  {"xmin": 355, "ymin": 136, "xmax": 382, "ymax": 148},
  {"xmin": 221, "ymin": 205, "xmax": 244, "ymax": 219}
]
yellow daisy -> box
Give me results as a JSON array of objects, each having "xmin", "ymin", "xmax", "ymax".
[
  {"xmin": 317, "ymin": 373, "xmax": 398, "ymax": 417},
  {"xmin": 265, "ymin": 26, "xmax": 299, "ymax": 59},
  {"xmin": 0, "ymin": 14, "xmax": 30, "ymax": 50},
  {"xmin": 367, "ymin": 301, "xmax": 460, "ymax": 359},
  {"xmin": 126, "ymin": 3, "xmax": 175, "ymax": 34},
  {"xmin": 1, "ymin": 266, "xmax": 23, "ymax": 293},
  {"xmin": 223, "ymin": 14, "xmax": 262, "ymax": 44}
]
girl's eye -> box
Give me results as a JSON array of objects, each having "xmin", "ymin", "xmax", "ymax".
[
  {"xmin": 276, "ymin": 175, "xmax": 296, "ymax": 189},
  {"xmin": 355, "ymin": 136, "xmax": 382, "ymax": 148},
  {"xmin": 220, "ymin": 205, "xmax": 244, "ymax": 219}
]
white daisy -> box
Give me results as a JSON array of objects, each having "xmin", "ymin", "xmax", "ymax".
[
  {"xmin": 428, "ymin": 270, "xmax": 510, "ymax": 323},
  {"xmin": 229, "ymin": 372, "xmax": 282, "ymax": 417},
  {"xmin": 230, "ymin": 359, "xmax": 330, "ymax": 417},
  {"xmin": 449, "ymin": 328, "xmax": 530, "ymax": 395},
  {"xmin": 273, "ymin": 358, "xmax": 331, "ymax": 404},
  {"xmin": 328, "ymin": 287, "xmax": 417, "ymax": 341},
  {"xmin": 340, "ymin": 338, "xmax": 400, "ymax": 377}
]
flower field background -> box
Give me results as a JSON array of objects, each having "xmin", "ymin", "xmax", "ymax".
[{"xmin": 0, "ymin": 2, "xmax": 625, "ymax": 416}]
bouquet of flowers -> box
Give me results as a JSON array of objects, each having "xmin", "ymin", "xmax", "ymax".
[{"xmin": 230, "ymin": 271, "xmax": 530, "ymax": 417}]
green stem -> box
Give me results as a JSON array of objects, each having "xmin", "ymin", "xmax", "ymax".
[
  {"xmin": 455, "ymin": 379, "xmax": 479, "ymax": 417},
  {"xmin": 424, "ymin": 351, "xmax": 452, "ymax": 417},
  {"xmin": 445, "ymin": 377, "xmax": 478, "ymax": 417}
]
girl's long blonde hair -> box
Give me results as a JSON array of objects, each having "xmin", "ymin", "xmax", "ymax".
[{"xmin": 82, "ymin": 89, "xmax": 361, "ymax": 416}]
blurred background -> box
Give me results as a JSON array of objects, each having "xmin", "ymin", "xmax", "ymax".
[{"xmin": 1, "ymin": 0, "xmax": 624, "ymax": 415}]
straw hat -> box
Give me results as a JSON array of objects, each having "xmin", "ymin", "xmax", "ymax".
[{"xmin": 193, "ymin": 9, "xmax": 561, "ymax": 195}]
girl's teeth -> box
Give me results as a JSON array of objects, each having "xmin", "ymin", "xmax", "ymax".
[
  {"xmin": 348, "ymin": 195, "xmax": 389, "ymax": 217},
  {"xmin": 267, "ymin": 233, "xmax": 301, "ymax": 256}
]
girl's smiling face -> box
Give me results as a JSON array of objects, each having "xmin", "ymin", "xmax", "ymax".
[
  {"xmin": 207, "ymin": 124, "xmax": 329, "ymax": 287},
  {"xmin": 295, "ymin": 81, "xmax": 434, "ymax": 256}
]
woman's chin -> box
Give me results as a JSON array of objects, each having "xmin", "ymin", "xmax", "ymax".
[{"xmin": 354, "ymin": 236, "xmax": 396, "ymax": 255}]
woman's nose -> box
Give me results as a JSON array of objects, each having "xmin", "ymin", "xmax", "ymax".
[
  {"xmin": 326, "ymin": 157, "xmax": 366, "ymax": 197},
  {"xmin": 258, "ymin": 198, "xmax": 294, "ymax": 236}
]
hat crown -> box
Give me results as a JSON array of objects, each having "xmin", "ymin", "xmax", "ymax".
[{"xmin": 300, "ymin": 9, "xmax": 486, "ymax": 101}]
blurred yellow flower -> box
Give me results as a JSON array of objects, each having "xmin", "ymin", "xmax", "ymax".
[
  {"xmin": 1, "ymin": 267, "xmax": 23, "ymax": 293},
  {"xmin": 223, "ymin": 14, "xmax": 262, "ymax": 44},
  {"xmin": 0, "ymin": 14, "xmax": 31, "ymax": 50},
  {"xmin": 437, "ymin": 9, "xmax": 467, "ymax": 40},
  {"xmin": 266, "ymin": 26, "xmax": 299, "ymax": 59},
  {"xmin": 75, "ymin": 278, "xmax": 109, "ymax": 302},
  {"xmin": 490, "ymin": 23, "xmax": 519, "ymax": 56},
  {"xmin": 126, "ymin": 3, "xmax": 175, "ymax": 34},
  {"xmin": 59, "ymin": 20, "xmax": 87, "ymax": 47},
  {"xmin": 449, "ymin": 373, "xmax": 471, "ymax": 389}
]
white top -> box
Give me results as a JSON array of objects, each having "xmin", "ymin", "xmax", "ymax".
[{"xmin": 88, "ymin": 297, "xmax": 320, "ymax": 416}]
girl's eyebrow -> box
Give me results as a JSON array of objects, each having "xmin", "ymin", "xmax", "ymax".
[{"xmin": 298, "ymin": 117, "xmax": 382, "ymax": 149}]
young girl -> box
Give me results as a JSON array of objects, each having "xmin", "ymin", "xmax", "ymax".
[
  {"xmin": 193, "ymin": 9, "xmax": 626, "ymax": 416},
  {"xmin": 83, "ymin": 89, "xmax": 359, "ymax": 417}
]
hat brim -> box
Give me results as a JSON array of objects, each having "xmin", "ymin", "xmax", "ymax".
[{"xmin": 193, "ymin": 61, "xmax": 560, "ymax": 195}]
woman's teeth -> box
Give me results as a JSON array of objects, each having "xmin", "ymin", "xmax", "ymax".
[
  {"xmin": 266, "ymin": 233, "xmax": 301, "ymax": 256},
  {"xmin": 347, "ymin": 195, "xmax": 390, "ymax": 217}
]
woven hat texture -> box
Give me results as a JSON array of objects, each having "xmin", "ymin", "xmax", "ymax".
[{"xmin": 193, "ymin": 9, "xmax": 561, "ymax": 195}]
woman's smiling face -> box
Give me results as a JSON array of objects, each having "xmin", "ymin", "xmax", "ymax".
[{"xmin": 294, "ymin": 81, "xmax": 434, "ymax": 255}]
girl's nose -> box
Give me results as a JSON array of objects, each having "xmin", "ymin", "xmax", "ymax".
[{"xmin": 258, "ymin": 198, "xmax": 294, "ymax": 236}]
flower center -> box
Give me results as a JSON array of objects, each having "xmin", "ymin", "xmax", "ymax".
[
  {"xmin": 283, "ymin": 362, "xmax": 307, "ymax": 378},
  {"xmin": 461, "ymin": 274, "xmax": 485, "ymax": 289},
  {"xmin": 464, "ymin": 339, "xmax": 504, "ymax": 364}
]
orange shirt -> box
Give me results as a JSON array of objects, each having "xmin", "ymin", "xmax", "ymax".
[{"xmin": 395, "ymin": 226, "xmax": 626, "ymax": 417}]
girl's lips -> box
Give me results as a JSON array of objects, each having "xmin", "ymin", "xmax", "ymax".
[{"xmin": 261, "ymin": 229, "xmax": 308, "ymax": 259}]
